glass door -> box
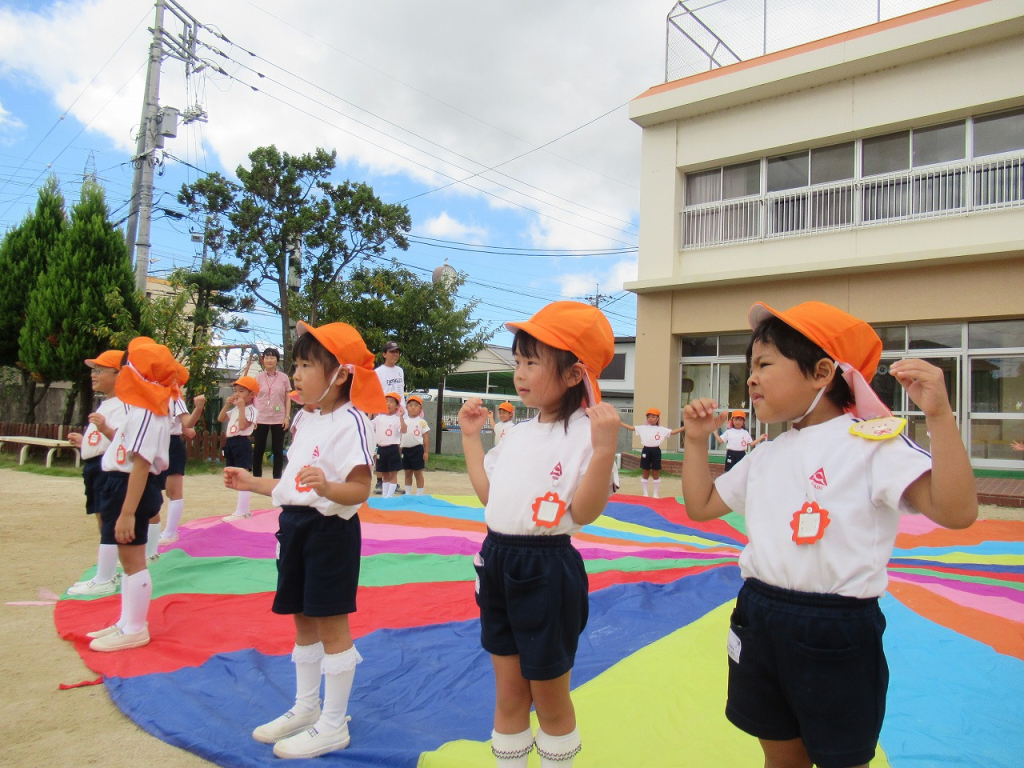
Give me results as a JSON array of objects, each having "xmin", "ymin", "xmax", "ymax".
[
  {"xmin": 967, "ymin": 354, "xmax": 1024, "ymax": 465},
  {"xmin": 680, "ymin": 360, "xmax": 751, "ymax": 452}
]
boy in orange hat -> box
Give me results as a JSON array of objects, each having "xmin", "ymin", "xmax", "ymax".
[
  {"xmin": 682, "ymin": 300, "xmax": 977, "ymax": 768},
  {"xmin": 619, "ymin": 407, "xmax": 684, "ymax": 498},
  {"xmin": 373, "ymin": 392, "xmax": 406, "ymax": 497},
  {"xmin": 66, "ymin": 350, "xmax": 129, "ymax": 596},
  {"xmin": 458, "ymin": 301, "xmax": 621, "ymax": 768},
  {"xmin": 400, "ymin": 394, "xmax": 430, "ymax": 495},
  {"xmin": 715, "ymin": 409, "xmax": 766, "ymax": 473},
  {"xmin": 218, "ymin": 375, "xmax": 259, "ymax": 519},
  {"xmin": 224, "ymin": 321, "xmax": 386, "ymax": 759},
  {"xmin": 487, "ymin": 401, "xmax": 516, "ymax": 446},
  {"xmin": 85, "ymin": 341, "xmax": 178, "ymax": 651}
]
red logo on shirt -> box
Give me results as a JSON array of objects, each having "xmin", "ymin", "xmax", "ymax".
[
  {"xmin": 809, "ymin": 467, "xmax": 828, "ymax": 490},
  {"xmin": 311, "ymin": 446, "xmax": 320, "ymax": 459},
  {"xmin": 550, "ymin": 462, "xmax": 563, "ymax": 482}
]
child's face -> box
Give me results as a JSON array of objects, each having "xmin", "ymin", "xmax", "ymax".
[
  {"xmin": 90, "ymin": 366, "xmax": 118, "ymax": 396},
  {"xmin": 292, "ymin": 358, "xmax": 330, "ymax": 403},
  {"xmin": 386, "ymin": 396, "xmax": 399, "ymax": 414},
  {"xmin": 497, "ymin": 409, "xmax": 513, "ymax": 422},
  {"xmin": 407, "ymin": 400, "xmax": 422, "ymax": 417},
  {"xmin": 233, "ymin": 385, "xmax": 254, "ymax": 403},
  {"xmin": 646, "ymin": 413, "xmax": 659, "ymax": 425},
  {"xmin": 747, "ymin": 340, "xmax": 819, "ymax": 424},
  {"xmin": 514, "ymin": 345, "xmax": 576, "ymax": 418},
  {"xmin": 732, "ymin": 417, "xmax": 745, "ymax": 428}
]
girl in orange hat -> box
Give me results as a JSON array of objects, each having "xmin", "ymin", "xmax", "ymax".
[
  {"xmin": 715, "ymin": 409, "xmax": 767, "ymax": 473},
  {"xmin": 458, "ymin": 301, "xmax": 621, "ymax": 768},
  {"xmin": 218, "ymin": 376, "xmax": 259, "ymax": 519},
  {"xmin": 619, "ymin": 408, "xmax": 684, "ymax": 498},
  {"xmin": 85, "ymin": 342, "xmax": 177, "ymax": 652},
  {"xmin": 224, "ymin": 321, "xmax": 386, "ymax": 760}
]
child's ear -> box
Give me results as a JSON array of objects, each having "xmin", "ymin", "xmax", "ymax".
[
  {"xmin": 812, "ymin": 358, "xmax": 837, "ymax": 389},
  {"xmin": 565, "ymin": 362, "xmax": 586, "ymax": 387},
  {"xmin": 334, "ymin": 366, "xmax": 350, "ymax": 388}
]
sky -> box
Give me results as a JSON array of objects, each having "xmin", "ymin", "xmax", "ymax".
[{"xmin": 0, "ymin": 0, "xmax": 946, "ymax": 356}]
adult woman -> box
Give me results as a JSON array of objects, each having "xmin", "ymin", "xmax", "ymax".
[{"xmin": 252, "ymin": 347, "xmax": 291, "ymax": 479}]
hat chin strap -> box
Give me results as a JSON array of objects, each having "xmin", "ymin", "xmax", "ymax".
[
  {"xmin": 316, "ymin": 364, "xmax": 351, "ymax": 404},
  {"xmin": 791, "ymin": 361, "xmax": 835, "ymax": 425}
]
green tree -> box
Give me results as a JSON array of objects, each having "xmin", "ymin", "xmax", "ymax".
[
  {"xmin": 179, "ymin": 146, "xmax": 411, "ymax": 362},
  {"xmin": 20, "ymin": 182, "xmax": 145, "ymax": 424},
  {"xmin": 318, "ymin": 263, "xmax": 492, "ymax": 389},
  {"xmin": 0, "ymin": 177, "xmax": 67, "ymax": 422}
]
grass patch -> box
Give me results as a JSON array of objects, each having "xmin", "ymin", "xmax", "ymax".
[
  {"xmin": 428, "ymin": 454, "xmax": 467, "ymax": 473},
  {"xmin": 0, "ymin": 453, "xmax": 82, "ymax": 478}
]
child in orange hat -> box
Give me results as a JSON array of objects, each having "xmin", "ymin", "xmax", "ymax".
[
  {"xmin": 224, "ymin": 321, "xmax": 386, "ymax": 760},
  {"xmin": 66, "ymin": 350, "xmax": 129, "ymax": 597},
  {"xmin": 400, "ymin": 394, "xmax": 430, "ymax": 495},
  {"xmin": 619, "ymin": 407, "xmax": 684, "ymax": 498},
  {"xmin": 487, "ymin": 401, "xmax": 517, "ymax": 446},
  {"xmin": 714, "ymin": 409, "xmax": 766, "ymax": 473},
  {"xmin": 682, "ymin": 300, "xmax": 976, "ymax": 768},
  {"xmin": 458, "ymin": 301, "xmax": 620, "ymax": 768},
  {"xmin": 85, "ymin": 341, "xmax": 178, "ymax": 652},
  {"xmin": 373, "ymin": 392, "xmax": 407, "ymax": 497},
  {"xmin": 218, "ymin": 375, "xmax": 259, "ymax": 519}
]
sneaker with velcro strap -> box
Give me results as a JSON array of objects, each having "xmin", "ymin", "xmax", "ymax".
[
  {"xmin": 251, "ymin": 706, "xmax": 321, "ymax": 744},
  {"xmin": 67, "ymin": 576, "xmax": 120, "ymax": 597},
  {"xmin": 272, "ymin": 717, "xmax": 351, "ymax": 759},
  {"xmin": 89, "ymin": 626, "xmax": 150, "ymax": 652}
]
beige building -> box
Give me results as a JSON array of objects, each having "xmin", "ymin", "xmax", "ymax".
[{"xmin": 626, "ymin": 0, "xmax": 1024, "ymax": 468}]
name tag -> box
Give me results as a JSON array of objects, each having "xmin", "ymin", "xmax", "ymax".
[{"xmin": 727, "ymin": 628, "xmax": 742, "ymax": 663}]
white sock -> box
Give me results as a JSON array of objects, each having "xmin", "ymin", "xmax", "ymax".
[
  {"xmin": 417, "ymin": 488, "xmax": 424, "ymax": 496},
  {"xmin": 291, "ymin": 642, "xmax": 325, "ymax": 714},
  {"xmin": 119, "ymin": 569, "xmax": 152, "ymax": 634},
  {"xmin": 384, "ymin": 483, "xmax": 395, "ymax": 498},
  {"xmin": 235, "ymin": 490, "xmax": 251, "ymax": 516},
  {"xmin": 164, "ymin": 499, "xmax": 184, "ymax": 537},
  {"xmin": 96, "ymin": 544, "xmax": 119, "ymax": 582},
  {"xmin": 318, "ymin": 646, "xmax": 362, "ymax": 730},
  {"xmin": 491, "ymin": 727, "xmax": 534, "ymax": 766},
  {"xmin": 640, "ymin": 478, "xmax": 649, "ymax": 496},
  {"xmin": 145, "ymin": 524, "xmax": 161, "ymax": 558},
  {"xmin": 404, "ymin": 485, "xmax": 412, "ymax": 495},
  {"xmin": 535, "ymin": 728, "xmax": 581, "ymax": 767},
  {"xmin": 653, "ymin": 479, "xmax": 661, "ymax": 498}
]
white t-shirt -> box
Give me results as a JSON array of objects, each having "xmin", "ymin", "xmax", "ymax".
[
  {"xmin": 720, "ymin": 427, "xmax": 754, "ymax": 451},
  {"xmin": 271, "ymin": 403, "xmax": 376, "ymax": 518},
  {"xmin": 634, "ymin": 424, "xmax": 671, "ymax": 448},
  {"xmin": 168, "ymin": 397, "xmax": 189, "ymax": 437},
  {"xmin": 374, "ymin": 364, "xmax": 405, "ymax": 408},
  {"xmin": 714, "ymin": 414, "xmax": 933, "ymax": 598},
  {"xmin": 492, "ymin": 419, "xmax": 514, "ymax": 445},
  {"xmin": 101, "ymin": 405, "xmax": 171, "ymax": 475},
  {"xmin": 290, "ymin": 408, "xmax": 315, "ymax": 437},
  {"xmin": 225, "ymin": 404, "xmax": 258, "ymax": 437},
  {"xmin": 401, "ymin": 416, "xmax": 430, "ymax": 449},
  {"xmin": 373, "ymin": 413, "xmax": 403, "ymax": 447},
  {"xmin": 484, "ymin": 409, "xmax": 611, "ymax": 537},
  {"xmin": 80, "ymin": 397, "xmax": 129, "ymax": 460}
]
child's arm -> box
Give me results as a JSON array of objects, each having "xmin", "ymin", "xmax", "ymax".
[
  {"xmin": 422, "ymin": 428, "xmax": 429, "ymax": 465},
  {"xmin": 115, "ymin": 459, "xmax": 151, "ymax": 544},
  {"xmin": 487, "ymin": 410, "xmax": 495, "ymax": 429},
  {"xmin": 88, "ymin": 412, "xmax": 116, "ymax": 440},
  {"xmin": 713, "ymin": 431, "xmax": 726, "ymax": 445},
  {"xmin": 398, "ymin": 407, "xmax": 407, "ymax": 433},
  {"xmin": 237, "ymin": 403, "xmax": 253, "ymax": 431},
  {"xmin": 295, "ymin": 464, "xmax": 372, "ymax": 506},
  {"xmin": 1012, "ymin": 441, "xmax": 1024, "ymax": 452},
  {"xmin": 669, "ymin": 425, "xmax": 685, "ymax": 436},
  {"xmin": 458, "ymin": 398, "xmax": 491, "ymax": 504},
  {"xmin": 681, "ymin": 398, "xmax": 731, "ymax": 521},
  {"xmin": 217, "ymin": 397, "xmax": 233, "ymax": 423},
  {"xmin": 893, "ymin": 359, "xmax": 977, "ymax": 529},
  {"xmin": 181, "ymin": 395, "xmax": 206, "ymax": 429},
  {"xmin": 619, "ymin": 421, "xmax": 636, "ymax": 432},
  {"xmin": 571, "ymin": 403, "xmax": 620, "ymax": 526},
  {"xmin": 224, "ymin": 467, "xmax": 279, "ymax": 497}
]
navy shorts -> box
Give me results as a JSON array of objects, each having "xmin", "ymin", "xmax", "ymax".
[
  {"xmin": 223, "ymin": 434, "xmax": 253, "ymax": 470},
  {"xmin": 401, "ymin": 444, "xmax": 425, "ymax": 471},
  {"xmin": 273, "ymin": 506, "xmax": 361, "ymax": 617},
  {"xmin": 376, "ymin": 444, "xmax": 402, "ymax": 473},
  {"xmin": 639, "ymin": 446, "xmax": 662, "ymax": 470},
  {"xmin": 167, "ymin": 434, "xmax": 187, "ymax": 476},
  {"xmin": 724, "ymin": 449, "xmax": 746, "ymax": 472},
  {"xmin": 473, "ymin": 530, "xmax": 589, "ymax": 681},
  {"xmin": 98, "ymin": 471, "xmax": 164, "ymax": 546},
  {"xmin": 82, "ymin": 457, "xmax": 105, "ymax": 515},
  {"xmin": 726, "ymin": 579, "xmax": 888, "ymax": 768}
]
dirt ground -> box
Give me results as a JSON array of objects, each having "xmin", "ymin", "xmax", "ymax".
[{"xmin": 1, "ymin": 467, "xmax": 1018, "ymax": 767}]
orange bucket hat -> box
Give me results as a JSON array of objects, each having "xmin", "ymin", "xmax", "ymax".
[
  {"xmin": 384, "ymin": 391, "xmax": 401, "ymax": 402},
  {"xmin": 646, "ymin": 408, "xmax": 661, "ymax": 417},
  {"xmin": 296, "ymin": 321, "xmax": 388, "ymax": 414},
  {"xmin": 85, "ymin": 350, "xmax": 124, "ymax": 370},
  {"xmin": 232, "ymin": 376, "xmax": 260, "ymax": 395},
  {"xmin": 407, "ymin": 394, "xmax": 423, "ymax": 406},
  {"xmin": 497, "ymin": 401, "xmax": 515, "ymax": 413},
  {"xmin": 128, "ymin": 336, "xmax": 156, "ymax": 351},
  {"xmin": 506, "ymin": 301, "xmax": 615, "ymax": 405},
  {"xmin": 731, "ymin": 410, "xmax": 746, "ymax": 419},
  {"xmin": 749, "ymin": 301, "xmax": 889, "ymax": 419},
  {"xmin": 115, "ymin": 342, "xmax": 179, "ymax": 416}
]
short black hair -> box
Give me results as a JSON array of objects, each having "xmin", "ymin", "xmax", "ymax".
[
  {"xmin": 512, "ymin": 330, "xmax": 586, "ymax": 430},
  {"xmin": 291, "ymin": 334, "xmax": 352, "ymax": 400},
  {"xmin": 747, "ymin": 317, "xmax": 853, "ymax": 409},
  {"xmin": 262, "ymin": 347, "xmax": 280, "ymax": 360}
]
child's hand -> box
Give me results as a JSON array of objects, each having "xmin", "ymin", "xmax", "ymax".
[
  {"xmin": 115, "ymin": 512, "xmax": 136, "ymax": 544},
  {"xmin": 682, "ymin": 398, "xmax": 727, "ymax": 440},
  {"xmin": 458, "ymin": 398, "xmax": 489, "ymax": 435},
  {"xmin": 586, "ymin": 402, "xmax": 620, "ymax": 455},
  {"xmin": 1011, "ymin": 441, "xmax": 1024, "ymax": 452},
  {"xmin": 224, "ymin": 467, "xmax": 253, "ymax": 491},
  {"xmin": 891, "ymin": 359, "xmax": 952, "ymax": 418},
  {"xmin": 296, "ymin": 465, "xmax": 329, "ymax": 496},
  {"xmin": 67, "ymin": 432, "xmax": 83, "ymax": 448},
  {"xmin": 183, "ymin": 427, "xmax": 197, "ymax": 440},
  {"xmin": 193, "ymin": 394, "xmax": 206, "ymax": 409},
  {"xmin": 88, "ymin": 413, "xmax": 108, "ymax": 431}
]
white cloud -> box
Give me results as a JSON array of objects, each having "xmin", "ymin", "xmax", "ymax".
[
  {"xmin": 0, "ymin": 99, "xmax": 25, "ymax": 144},
  {"xmin": 552, "ymin": 256, "xmax": 638, "ymax": 299},
  {"xmin": 419, "ymin": 212, "xmax": 488, "ymax": 244}
]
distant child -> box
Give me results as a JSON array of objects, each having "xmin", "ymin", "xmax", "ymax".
[
  {"xmin": 157, "ymin": 366, "xmax": 205, "ymax": 546},
  {"xmin": 219, "ymin": 376, "xmax": 259, "ymax": 519},
  {"xmin": 682, "ymin": 301, "xmax": 977, "ymax": 768},
  {"xmin": 224, "ymin": 321, "xmax": 385, "ymax": 759},
  {"xmin": 459, "ymin": 301, "xmax": 619, "ymax": 768},
  {"xmin": 373, "ymin": 340, "xmax": 405, "ymax": 493},
  {"xmin": 716, "ymin": 410, "xmax": 766, "ymax": 472},
  {"xmin": 66, "ymin": 349, "xmax": 129, "ymax": 596},
  {"xmin": 288, "ymin": 389, "xmax": 317, "ymax": 438},
  {"xmin": 401, "ymin": 394, "xmax": 431, "ymax": 495},
  {"xmin": 373, "ymin": 392, "xmax": 406, "ymax": 497},
  {"xmin": 619, "ymin": 408, "xmax": 684, "ymax": 498},
  {"xmin": 487, "ymin": 401, "xmax": 516, "ymax": 446},
  {"xmin": 85, "ymin": 341, "xmax": 177, "ymax": 651}
]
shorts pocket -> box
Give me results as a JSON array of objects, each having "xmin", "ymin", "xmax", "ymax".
[{"xmin": 504, "ymin": 571, "xmax": 548, "ymax": 634}]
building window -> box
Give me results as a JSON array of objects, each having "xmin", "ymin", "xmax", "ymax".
[
  {"xmin": 601, "ymin": 353, "xmax": 627, "ymax": 381},
  {"xmin": 969, "ymin": 319, "xmax": 1024, "ymax": 349},
  {"xmin": 973, "ymin": 109, "xmax": 1024, "ymax": 157},
  {"xmin": 767, "ymin": 152, "xmax": 809, "ymax": 192},
  {"xmin": 913, "ymin": 121, "xmax": 966, "ymax": 167},
  {"xmin": 862, "ymin": 131, "xmax": 910, "ymax": 176}
]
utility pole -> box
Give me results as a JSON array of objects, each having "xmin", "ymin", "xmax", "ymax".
[
  {"xmin": 585, "ymin": 283, "xmax": 612, "ymax": 309},
  {"xmin": 126, "ymin": 0, "xmax": 204, "ymax": 292}
]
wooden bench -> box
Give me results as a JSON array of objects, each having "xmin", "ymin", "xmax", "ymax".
[{"xmin": 0, "ymin": 436, "xmax": 80, "ymax": 469}]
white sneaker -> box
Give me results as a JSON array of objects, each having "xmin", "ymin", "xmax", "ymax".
[
  {"xmin": 159, "ymin": 531, "xmax": 178, "ymax": 543},
  {"xmin": 86, "ymin": 625, "xmax": 121, "ymax": 639},
  {"xmin": 67, "ymin": 576, "xmax": 119, "ymax": 597},
  {"xmin": 223, "ymin": 512, "xmax": 252, "ymax": 520},
  {"xmin": 252, "ymin": 707, "xmax": 321, "ymax": 744},
  {"xmin": 90, "ymin": 626, "xmax": 150, "ymax": 652},
  {"xmin": 146, "ymin": 552, "xmax": 160, "ymax": 563},
  {"xmin": 273, "ymin": 719, "xmax": 351, "ymax": 759}
]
